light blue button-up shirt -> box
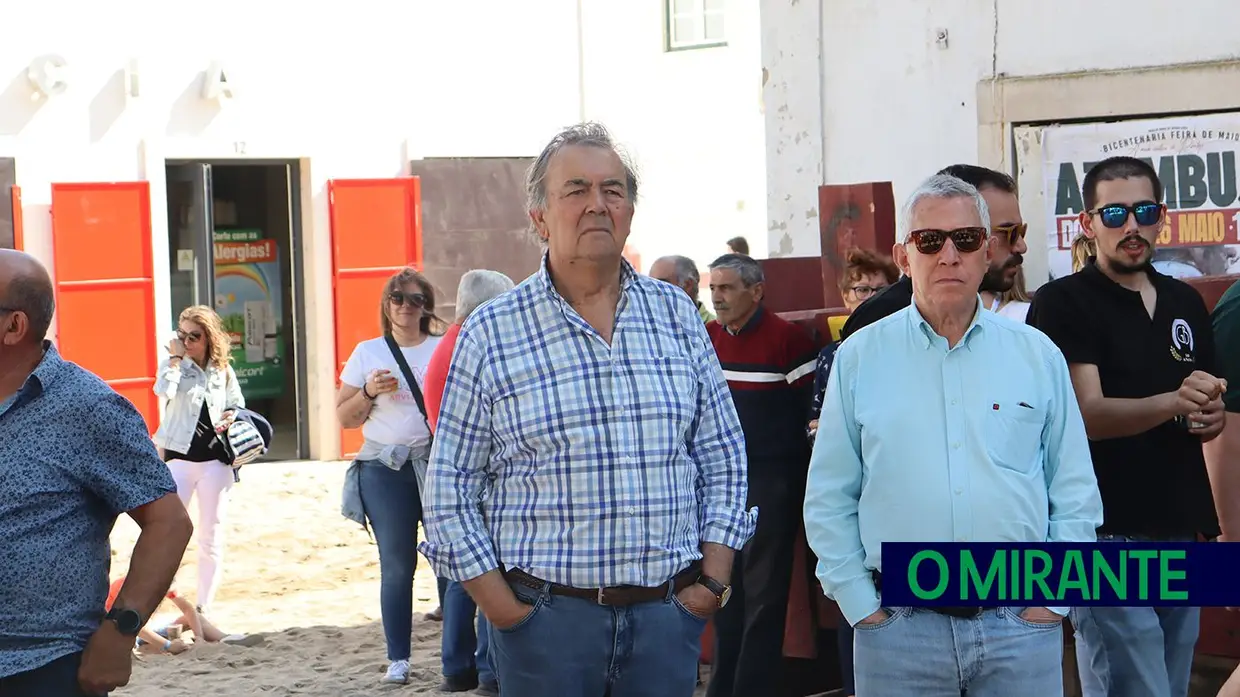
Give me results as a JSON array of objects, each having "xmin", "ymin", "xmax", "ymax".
[{"xmin": 804, "ymin": 299, "xmax": 1103, "ymax": 625}]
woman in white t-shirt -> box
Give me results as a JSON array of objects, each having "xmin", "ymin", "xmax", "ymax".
[{"xmin": 335, "ymin": 267, "xmax": 444, "ymax": 685}]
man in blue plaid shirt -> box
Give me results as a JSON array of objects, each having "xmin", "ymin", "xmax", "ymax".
[{"xmin": 420, "ymin": 123, "xmax": 756, "ymax": 697}]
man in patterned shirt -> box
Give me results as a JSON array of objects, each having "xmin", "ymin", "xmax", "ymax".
[
  {"xmin": 421, "ymin": 123, "xmax": 756, "ymax": 697},
  {"xmin": 0, "ymin": 250, "xmax": 193, "ymax": 696}
]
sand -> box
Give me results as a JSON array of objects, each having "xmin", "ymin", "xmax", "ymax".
[{"xmin": 109, "ymin": 460, "xmax": 711, "ymax": 696}]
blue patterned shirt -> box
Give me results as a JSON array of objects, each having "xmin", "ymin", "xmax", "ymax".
[
  {"xmin": 420, "ymin": 257, "xmax": 756, "ymax": 588},
  {"xmin": 0, "ymin": 344, "xmax": 177, "ymax": 677}
]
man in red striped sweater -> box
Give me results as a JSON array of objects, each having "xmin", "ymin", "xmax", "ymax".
[{"xmin": 704, "ymin": 253, "xmax": 818, "ymax": 697}]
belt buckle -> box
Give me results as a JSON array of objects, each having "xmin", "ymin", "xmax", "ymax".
[{"xmin": 597, "ymin": 587, "xmax": 607, "ymax": 606}]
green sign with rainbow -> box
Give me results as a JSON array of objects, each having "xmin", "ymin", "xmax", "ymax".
[{"xmin": 213, "ymin": 229, "xmax": 285, "ymax": 399}]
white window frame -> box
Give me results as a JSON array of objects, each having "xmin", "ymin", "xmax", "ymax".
[{"xmin": 666, "ymin": 0, "xmax": 726, "ymax": 51}]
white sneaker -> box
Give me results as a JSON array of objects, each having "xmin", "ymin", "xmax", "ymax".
[{"xmin": 382, "ymin": 659, "xmax": 411, "ymax": 685}]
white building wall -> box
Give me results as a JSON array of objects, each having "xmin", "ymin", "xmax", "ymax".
[
  {"xmin": 764, "ymin": 0, "xmax": 1240, "ymax": 259},
  {"xmin": 3, "ymin": 0, "xmax": 764, "ymax": 459}
]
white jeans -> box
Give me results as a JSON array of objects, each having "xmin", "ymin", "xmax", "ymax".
[{"xmin": 168, "ymin": 458, "xmax": 233, "ymax": 610}]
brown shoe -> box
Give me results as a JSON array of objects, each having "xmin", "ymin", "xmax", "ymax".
[{"xmin": 424, "ymin": 606, "xmax": 443, "ymax": 622}]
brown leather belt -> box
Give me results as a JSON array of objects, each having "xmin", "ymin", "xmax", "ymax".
[
  {"xmin": 505, "ymin": 563, "xmax": 701, "ymax": 607},
  {"xmin": 872, "ymin": 570, "xmax": 982, "ymax": 618}
]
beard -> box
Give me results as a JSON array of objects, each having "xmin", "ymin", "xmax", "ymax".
[
  {"xmin": 978, "ymin": 254, "xmax": 1023, "ymax": 293},
  {"xmin": 1104, "ymin": 235, "xmax": 1154, "ymax": 275}
]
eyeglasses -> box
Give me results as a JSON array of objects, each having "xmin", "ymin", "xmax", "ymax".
[
  {"xmin": 1088, "ymin": 201, "xmax": 1164, "ymax": 229},
  {"xmin": 388, "ymin": 291, "xmax": 428, "ymax": 309},
  {"xmin": 992, "ymin": 222, "xmax": 1028, "ymax": 246},
  {"xmin": 906, "ymin": 227, "xmax": 988, "ymax": 255},
  {"xmin": 849, "ymin": 284, "xmax": 888, "ymax": 300},
  {"xmin": 176, "ymin": 329, "xmax": 203, "ymax": 342}
]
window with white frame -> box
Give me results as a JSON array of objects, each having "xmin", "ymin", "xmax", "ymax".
[{"xmin": 666, "ymin": 0, "xmax": 726, "ymax": 51}]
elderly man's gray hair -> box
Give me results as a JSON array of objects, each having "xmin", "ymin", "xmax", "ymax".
[
  {"xmin": 525, "ymin": 123, "xmax": 639, "ymax": 242},
  {"xmin": 709, "ymin": 253, "xmax": 764, "ymax": 287},
  {"xmin": 661, "ymin": 255, "xmax": 700, "ymax": 287},
  {"xmin": 898, "ymin": 174, "xmax": 991, "ymax": 243},
  {"xmin": 455, "ymin": 269, "xmax": 515, "ymax": 322}
]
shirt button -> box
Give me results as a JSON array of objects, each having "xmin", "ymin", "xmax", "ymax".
[
  {"xmin": 628, "ymin": 507, "xmax": 637, "ymax": 515},
  {"xmin": 956, "ymin": 536, "xmax": 968, "ymax": 542},
  {"xmin": 954, "ymin": 488, "xmax": 963, "ymax": 495},
  {"xmin": 950, "ymin": 399, "xmax": 958, "ymax": 405},
  {"xmin": 952, "ymin": 442, "xmax": 961, "ymax": 449}
]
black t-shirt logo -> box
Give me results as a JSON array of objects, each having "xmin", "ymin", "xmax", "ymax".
[{"xmin": 1170, "ymin": 318, "xmax": 1195, "ymax": 363}]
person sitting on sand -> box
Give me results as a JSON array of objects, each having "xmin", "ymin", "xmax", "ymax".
[{"xmin": 106, "ymin": 577, "xmax": 255, "ymax": 654}]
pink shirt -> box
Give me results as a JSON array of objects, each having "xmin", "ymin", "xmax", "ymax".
[{"xmin": 424, "ymin": 322, "xmax": 462, "ymax": 433}]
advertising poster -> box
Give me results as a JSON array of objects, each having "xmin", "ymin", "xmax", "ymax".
[
  {"xmin": 1041, "ymin": 113, "xmax": 1240, "ymax": 281},
  {"xmin": 213, "ymin": 229, "xmax": 285, "ymax": 398}
]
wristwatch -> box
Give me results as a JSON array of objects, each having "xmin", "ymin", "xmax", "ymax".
[
  {"xmin": 104, "ymin": 607, "xmax": 144, "ymax": 636},
  {"xmin": 696, "ymin": 574, "xmax": 733, "ymax": 608}
]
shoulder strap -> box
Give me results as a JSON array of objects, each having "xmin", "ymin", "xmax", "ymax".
[{"xmin": 384, "ymin": 333, "xmax": 432, "ymax": 432}]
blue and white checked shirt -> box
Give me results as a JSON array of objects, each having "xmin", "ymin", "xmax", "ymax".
[{"xmin": 420, "ymin": 256, "xmax": 757, "ymax": 588}]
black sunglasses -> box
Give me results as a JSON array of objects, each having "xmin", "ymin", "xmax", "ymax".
[
  {"xmin": 1088, "ymin": 201, "xmax": 1164, "ymax": 229},
  {"xmin": 992, "ymin": 222, "xmax": 1027, "ymax": 246},
  {"xmin": 176, "ymin": 329, "xmax": 203, "ymax": 342},
  {"xmin": 389, "ymin": 291, "xmax": 428, "ymax": 309},
  {"xmin": 907, "ymin": 227, "xmax": 988, "ymax": 255}
]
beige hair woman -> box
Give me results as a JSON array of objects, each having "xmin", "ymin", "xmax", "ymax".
[
  {"xmin": 152, "ymin": 305, "xmax": 245, "ymax": 613},
  {"xmin": 336, "ymin": 267, "xmax": 446, "ymax": 685}
]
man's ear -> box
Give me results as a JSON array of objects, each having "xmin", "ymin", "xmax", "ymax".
[
  {"xmin": 751, "ymin": 281, "xmax": 765, "ymax": 304},
  {"xmin": 529, "ymin": 209, "xmax": 549, "ymax": 242},
  {"xmin": 1078, "ymin": 211, "xmax": 1098, "ymax": 240},
  {"xmin": 1, "ymin": 311, "xmax": 27, "ymax": 346},
  {"xmin": 892, "ymin": 242, "xmax": 911, "ymax": 277}
]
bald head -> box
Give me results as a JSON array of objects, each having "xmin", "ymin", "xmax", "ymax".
[
  {"xmin": 0, "ymin": 250, "xmax": 55, "ymax": 344},
  {"xmin": 649, "ymin": 255, "xmax": 700, "ymax": 298}
]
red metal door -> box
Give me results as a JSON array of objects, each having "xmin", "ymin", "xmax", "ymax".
[
  {"xmin": 51, "ymin": 182, "xmax": 159, "ymax": 431},
  {"xmin": 329, "ymin": 177, "xmax": 423, "ymax": 459},
  {"xmin": 11, "ymin": 186, "xmax": 22, "ymax": 250}
]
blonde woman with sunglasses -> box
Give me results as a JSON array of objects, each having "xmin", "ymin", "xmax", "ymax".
[{"xmin": 152, "ymin": 305, "xmax": 245, "ymax": 614}]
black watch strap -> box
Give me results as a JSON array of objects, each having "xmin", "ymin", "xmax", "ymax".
[
  {"xmin": 697, "ymin": 574, "xmax": 730, "ymax": 601},
  {"xmin": 105, "ymin": 607, "xmax": 144, "ymax": 636}
]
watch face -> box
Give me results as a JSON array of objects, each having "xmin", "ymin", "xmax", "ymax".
[
  {"xmin": 719, "ymin": 585, "xmax": 733, "ymax": 608},
  {"xmin": 111, "ymin": 609, "xmax": 143, "ymax": 635}
]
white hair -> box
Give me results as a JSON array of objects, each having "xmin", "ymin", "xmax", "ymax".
[
  {"xmin": 455, "ymin": 269, "xmax": 515, "ymax": 322},
  {"xmin": 898, "ymin": 174, "xmax": 991, "ymax": 242}
]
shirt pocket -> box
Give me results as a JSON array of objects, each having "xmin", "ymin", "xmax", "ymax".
[{"xmin": 984, "ymin": 402, "xmax": 1045, "ymax": 475}]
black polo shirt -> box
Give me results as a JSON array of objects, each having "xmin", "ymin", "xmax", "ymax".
[
  {"xmin": 1026, "ymin": 258, "xmax": 1219, "ymax": 538},
  {"xmin": 839, "ymin": 275, "xmax": 913, "ymax": 341}
]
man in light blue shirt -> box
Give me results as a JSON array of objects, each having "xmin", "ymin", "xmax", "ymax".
[{"xmin": 804, "ymin": 174, "xmax": 1103, "ymax": 696}]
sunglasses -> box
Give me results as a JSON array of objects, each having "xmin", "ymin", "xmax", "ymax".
[
  {"xmin": 906, "ymin": 227, "xmax": 988, "ymax": 255},
  {"xmin": 389, "ymin": 291, "xmax": 428, "ymax": 308},
  {"xmin": 992, "ymin": 222, "xmax": 1027, "ymax": 246},
  {"xmin": 1088, "ymin": 201, "xmax": 1164, "ymax": 229},
  {"xmin": 849, "ymin": 284, "xmax": 888, "ymax": 300},
  {"xmin": 176, "ymin": 329, "xmax": 203, "ymax": 342}
]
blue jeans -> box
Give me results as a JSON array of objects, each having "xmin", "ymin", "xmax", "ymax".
[
  {"xmin": 358, "ymin": 460, "xmax": 423, "ymax": 661},
  {"xmin": 442, "ymin": 581, "xmax": 495, "ymax": 684},
  {"xmin": 488, "ymin": 579, "xmax": 704, "ymax": 697},
  {"xmin": 1071, "ymin": 533, "xmax": 1200, "ymax": 697},
  {"xmin": 1072, "ymin": 606, "xmax": 1199, "ymax": 697},
  {"xmin": 0, "ymin": 652, "xmax": 103, "ymax": 696},
  {"xmin": 853, "ymin": 607, "xmax": 1064, "ymax": 696}
]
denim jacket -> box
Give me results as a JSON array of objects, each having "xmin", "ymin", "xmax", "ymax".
[{"xmin": 151, "ymin": 357, "xmax": 245, "ymax": 453}]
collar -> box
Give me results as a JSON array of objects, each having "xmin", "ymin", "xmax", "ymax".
[
  {"xmin": 725, "ymin": 305, "xmax": 765, "ymax": 336},
  {"xmin": 1081, "ymin": 256, "xmax": 1168, "ymax": 297},
  {"xmin": 3, "ymin": 341, "xmax": 61, "ymax": 412},
  {"xmin": 535, "ymin": 249, "xmax": 639, "ymax": 306},
  {"xmin": 907, "ymin": 296, "xmax": 986, "ymax": 351}
]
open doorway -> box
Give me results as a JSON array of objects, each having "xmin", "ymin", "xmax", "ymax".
[{"xmin": 165, "ymin": 161, "xmax": 308, "ymax": 460}]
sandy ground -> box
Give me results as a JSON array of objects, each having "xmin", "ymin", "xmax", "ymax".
[{"xmin": 109, "ymin": 460, "xmax": 711, "ymax": 696}]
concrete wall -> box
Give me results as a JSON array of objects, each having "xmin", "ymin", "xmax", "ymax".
[
  {"xmin": 2, "ymin": 0, "xmax": 764, "ymax": 459},
  {"xmin": 762, "ymin": 0, "xmax": 1240, "ymax": 259}
]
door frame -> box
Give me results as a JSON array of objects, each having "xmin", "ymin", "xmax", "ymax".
[{"xmin": 164, "ymin": 158, "xmax": 311, "ymax": 459}]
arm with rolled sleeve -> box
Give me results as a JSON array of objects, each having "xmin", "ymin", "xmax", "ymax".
[
  {"xmin": 803, "ymin": 341, "xmax": 878, "ymax": 626},
  {"xmin": 418, "ymin": 328, "xmax": 500, "ymax": 582},
  {"xmin": 1039, "ymin": 343, "xmax": 1105, "ymax": 615},
  {"xmin": 686, "ymin": 321, "xmax": 756, "ymax": 551}
]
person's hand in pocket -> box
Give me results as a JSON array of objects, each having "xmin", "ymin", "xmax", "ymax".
[
  {"xmin": 855, "ymin": 608, "xmax": 890, "ymax": 626},
  {"xmin": 1019, "ymin": 607, "xmax": 1063, "ymax": 625}
]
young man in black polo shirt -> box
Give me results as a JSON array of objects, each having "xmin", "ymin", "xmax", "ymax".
[
  {"xmin": 838, "ymin": 164, "xmax": 1029, "ymax": 341},
  {"xmin": 1027, "ymin": 156, "xmax": 1228, "ymax": 697}
]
